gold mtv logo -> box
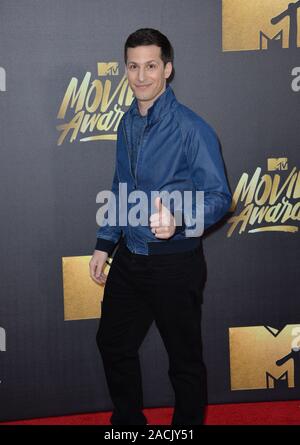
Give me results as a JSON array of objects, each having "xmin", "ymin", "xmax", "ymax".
[
  {"xmin": 229, "ymin": 325, "xmax": 300, "ymax": 390},
  {"xmin": 62, "ymin": 256, "xmax": 111, "ymax": 321},
  {"xmin": 267, "ymin": 157, "xmax": 288, "ymax": 171},
  {"xmin": 97, "ymin": 62, "xmax": 119, "ymax": 76},
  {"xmin": 223, "ymin": 0, "xmax": 300, "ymax": 51}
]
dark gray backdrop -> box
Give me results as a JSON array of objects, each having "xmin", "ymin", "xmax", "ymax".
[{"xmin": 0, "ymin": 0, "xmax": 299, "ymax": 421}]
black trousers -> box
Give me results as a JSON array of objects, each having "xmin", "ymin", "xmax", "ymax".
[{"xmin": 96, "ymin": 239, "xmax": 207, "ymax": 425}]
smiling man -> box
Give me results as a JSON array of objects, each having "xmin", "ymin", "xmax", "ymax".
[
  {"xmin": 125, "ymin": 44, "xmax": 172, "ymax": 116},
  {"xmin": 89, "ymin": 28, "xmax": 232, "ymax": 425}
]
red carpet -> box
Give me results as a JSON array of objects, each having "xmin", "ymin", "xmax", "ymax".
[{"xmin": 1, "ymin": 401, "xmax": 300, "ymax": 425}]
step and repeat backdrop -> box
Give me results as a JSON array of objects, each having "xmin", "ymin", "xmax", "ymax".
[{"xmin": 0, "ymin": 0, "xmax": 299, "ymax": 422}]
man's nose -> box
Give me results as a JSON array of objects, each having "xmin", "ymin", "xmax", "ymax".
[{"xmin": 138, "ymin": 67, "xmax": 145, "ymax": 82}]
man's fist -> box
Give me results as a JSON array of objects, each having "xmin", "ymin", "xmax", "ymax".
[
  {"xmin": 149, "ymin": 197, "xmax": 176, "ymax": 239},
  {"xmin": 89, "ymin": 250, "xmax": 108, "ymax": 285}
]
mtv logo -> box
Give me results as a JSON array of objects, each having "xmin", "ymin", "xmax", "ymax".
[
  {"xmin": 222, "ymin": 0, "xmax": 300, "ymax": 51},
  {"xmin": 267, "ymin": 158, "xmax": 288, "ymax": 171},
  {"xmin": 229, "ymin": 325, "xmax": 300, "ymax": 390},
  {"xmin": 0, "ymin": 327, "xmax": 6, "ymax": 351},
  {"xmin": 266, "ymin": 370, "xmax": 288, "ymax": 389},
  {"xmin": 260, "ymin": 30, "xmax": 283, "ymax": 50},
  {"xmin": 97, "ymin": 62, "xmax": 119, "ymax": 76},
  {"xmin": 0, "ymin": 67, "xmax": 6, "ymax": 92}
]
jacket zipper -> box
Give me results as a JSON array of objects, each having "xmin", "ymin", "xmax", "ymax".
[
  {"xmin": 122, "ymin": 118, "xmax": 148, "ymax": 254},
  {"xmin": 134, "ymin": 125, "xmax": 147, "ymax": 188},
  {"xmin": 122, "ymin": 120, "xmax": 136, "ymax": 187},
  {"xmin": 122, "ymin": 119, "xmax": 147, "ymax": 189}
]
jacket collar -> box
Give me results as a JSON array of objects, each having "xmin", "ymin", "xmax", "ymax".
[{"xmin": 126, "ymin": 84, "xmax": 177, "ymax": 125}]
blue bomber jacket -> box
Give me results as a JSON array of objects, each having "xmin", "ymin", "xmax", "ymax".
[{"xmin": 95, "ymin": 85, "xmax": 232, "ymax": 256}]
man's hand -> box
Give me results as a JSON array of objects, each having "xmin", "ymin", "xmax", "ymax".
[
  {"xmin": 89, "ymin": 250, "xmax": 108, "ymax": 285},
  {"xmin": 149, "ymin": 197, "xmax": 176, "ymax": 239}
]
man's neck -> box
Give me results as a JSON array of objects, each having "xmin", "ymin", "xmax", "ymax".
[{"xmin": 137, "ymin": 84, "xmax": 167, "ymax": 116}]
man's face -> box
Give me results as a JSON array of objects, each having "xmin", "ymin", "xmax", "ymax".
[{"xmin": 125, "ymin": 45, "xmax": 172, "ymax": 105}]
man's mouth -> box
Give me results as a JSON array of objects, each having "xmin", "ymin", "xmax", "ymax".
[{"xmin": 135, "ymin": 84, "xmax": 151, "ymax": 89}]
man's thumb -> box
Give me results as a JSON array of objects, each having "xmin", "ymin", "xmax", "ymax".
[{"xmin": 155, "ymin": 196, "xmax": 162, "ymax": 212}]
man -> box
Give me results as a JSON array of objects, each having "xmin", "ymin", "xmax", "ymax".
[{"xmin": 89, "ymin": 28, "xmax": 231, "ymax": 425}]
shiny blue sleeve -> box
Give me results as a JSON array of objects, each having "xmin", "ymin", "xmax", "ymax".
[{"xmin": 184, "ymin": 122, "xmax": 232, "ymax": 230}]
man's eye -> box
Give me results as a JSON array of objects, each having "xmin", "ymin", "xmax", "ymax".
[
  {"xmin": 129, "ymin": 65, "xmax": 136, "ymax": 70},
  {"xmin": 148, "ymin": 64, "xmax": 156, "ymax": 69}
]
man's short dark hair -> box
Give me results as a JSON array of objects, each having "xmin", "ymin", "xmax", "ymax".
[{"xmin": 124, "ymin": 28, "xmax": 175, "ymax": 82}]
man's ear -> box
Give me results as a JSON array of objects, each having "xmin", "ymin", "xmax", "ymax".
[{"xmin": 164, "ymin": 62, "xmax": 173, "ymax": 80}]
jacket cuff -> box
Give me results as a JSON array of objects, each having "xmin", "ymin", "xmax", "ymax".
[{"xmin": 95, "ymin": 238, "xmax": 117, "ymax": 256}]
